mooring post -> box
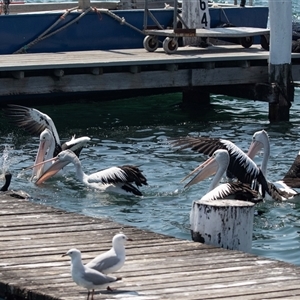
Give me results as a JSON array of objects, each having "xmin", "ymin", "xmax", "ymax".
[
  {"xmin": 268, "ymin": 0, "xmax": 293, "ymax": 122},
  {"xmin": 181, "ymin": 0, "xmax": 210, "ymax": 46},
  {"xmin": 190, "ymin": 199, "xmax": 255, "ymax": 252}
]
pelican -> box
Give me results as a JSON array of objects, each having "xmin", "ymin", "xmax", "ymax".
[
  {"xmin": 32, "ymin": 128, "xmax": 90, "ymax": 180},
  {"xmin": 31, "ymin": 149, "xmax": 148, "ymax": 196},
  {"xmin": 4, "ymin": 104, "xmax": 90, "ymax": 179},
  {"xmin": 247, "ymin": 130, "xmax": 300, "ymax": 198},
  {"xmin": 182, "ymin": 149, "xmax": 262, "ymax": 203},
  {"xmin": 172, "ymin": 135, "xmax": 288, "ymax": 201}
]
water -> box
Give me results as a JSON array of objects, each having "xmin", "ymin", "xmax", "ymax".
[
  {"xmin": 1, "ymin": 0, "xmax": 300, "ymax": 266},
  {"xmin": 1, "ymin": 90, "xmax": 300, "ymax": 265}
]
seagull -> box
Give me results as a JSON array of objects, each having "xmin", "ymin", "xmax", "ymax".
[
  {"xmin": 3, "ymin": 104, "xmax": 90, "ymax": 180},
  {"xmin": 62, "ymin": 248, "xmax": 122, "ymax": 300},
  {"xmin": 29, "ymin": 149, "xmax": 148, "ymax": 196},
  {"xmin": 182, "ymin": 149, "xmax": 262, "ymax": 203},
  {"xmin": 0, "ymin": 172, "xmax": 12, "ymax": 192},
  {"xmin": 86, "ymin": 233, "xmax": 132, "ymax": 274}
]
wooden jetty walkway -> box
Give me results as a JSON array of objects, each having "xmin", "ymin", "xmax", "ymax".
[
  {"xmin": 0, "ymin": 45, "xmax": 300, "ymax": 105},
  {"xmin": 1, "ymin": 192, "xmax": 300, "ymax": 300}
]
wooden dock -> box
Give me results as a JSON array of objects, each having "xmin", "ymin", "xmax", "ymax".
[
  {"xmin": 2, "ymin": 192, "xmax": 300, "ymax": 300},
  {"xmin": 0, "ymin": 45, "xmax": 299, "ymax": 106}
]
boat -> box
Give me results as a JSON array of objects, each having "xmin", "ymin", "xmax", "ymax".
[{"xmin": 0, "ymin": 3, "xmax": 269, "ymax": 54}]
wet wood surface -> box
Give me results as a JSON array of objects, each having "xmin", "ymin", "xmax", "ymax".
[{"xmin": 1, "ymin": 192, "xmax": 300, "ymax": 299}]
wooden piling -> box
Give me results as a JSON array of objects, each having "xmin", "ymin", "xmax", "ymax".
[
  {"xmin": 268, "ymin": 0, "xmax": 293, "ymax": 122},
  {"xmin": 190, "ymin": 199, "xmax": 255, "ymax": 253}
]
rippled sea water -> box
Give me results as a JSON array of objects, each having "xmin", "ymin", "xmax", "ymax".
[
  {"xmin": 1, "ymin": 88, "xmax": 300, "ymax": 266},
  {"xmin": 2, "ymin": 0, "xmax": 300, "ymax": 266}
]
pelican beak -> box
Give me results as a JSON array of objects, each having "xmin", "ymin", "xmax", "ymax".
[
  {"xmin": 247, "ymin": 140, "xmax": 263, "ymax": 160},
  {"xmin": 32, "ymin": 140, "xmax": 49, "ymax": 179},
  {"xmin": 35, "ymin": 159, "xmax": 69, "ymax": 185},
  {"xmin": 182, "ymin": 156, "xmax": 218, "ymax": 188},
  {"xmin": 24, "ymin": 155, "xmax": 58, "ymax": 172}
]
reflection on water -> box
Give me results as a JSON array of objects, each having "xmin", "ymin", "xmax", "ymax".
[{"xmin": 1, "ymin": 90, "xmax": 300, "ymax": 266}]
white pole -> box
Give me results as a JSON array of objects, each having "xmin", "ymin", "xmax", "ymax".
[
  {"xmin": 268, "ymin": 0, "xmax": 292, "ymax": 65},
  {"xmin": 268, "ymin": 0, "xmax": 293, "ymax": 121},
  {"xmin": 190, "ymin": 199, "xmax": 255, "ymax": 252}
]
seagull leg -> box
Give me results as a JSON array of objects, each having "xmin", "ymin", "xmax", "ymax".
[
  {"xmin": 87, "ymin": 290, "xmax": 90, "ymax": 300},
  {"xmin": 91, "ymin": 289, "xmax": 95, "ymax": 300}
]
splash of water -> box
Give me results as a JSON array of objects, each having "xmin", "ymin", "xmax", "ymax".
[{"xmin": 0, "ymin": 144, "xmax": 14, "ymax": 177}]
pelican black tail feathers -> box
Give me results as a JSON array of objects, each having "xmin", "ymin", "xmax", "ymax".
[
  {"xmin": 121, "ymin": 183, "xmax": 143, "ymax": 196},
  {"xmin": 120, "ymin": 165, "xmax": 148, "ymax": 187}
]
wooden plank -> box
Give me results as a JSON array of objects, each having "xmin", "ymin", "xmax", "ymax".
[
  {"xmin": 1, "ymin": 194, "xmax": 300, "ymax": 300},
  {"xmin": 0, "ymin": 67, "xmax": 270, "ymax": 97},
  {"xmin": 0, "ymin": 46, "xmax": 275, "ymax": 71}
]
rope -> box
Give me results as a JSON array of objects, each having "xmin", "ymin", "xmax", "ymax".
[
  {"xmin": 96, "ymin": 8, "xmax": 144, "ymax": 35},
  {"xmin": 220, "ymin": 7, "xmax": 231, "ymax": 25},
  {"xmin": 13, "ymin": 6, "xmax": 90, "ymax": 54},
  {"xmin": 13, "ymin": 6, "xmax": 145, "ymax": 54}
]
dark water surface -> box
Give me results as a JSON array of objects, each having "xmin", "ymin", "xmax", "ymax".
[{"xmin": 1, "ymin": 90, "xmax": 300, "ymax": 265}]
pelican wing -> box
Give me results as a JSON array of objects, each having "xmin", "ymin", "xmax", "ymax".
[
  {"xmin": 88, "ymin": 165, "xmax": 147, "ymax": 186},
  {"xmin": 172, "ymin": 136, "xmax": 269, "ymax": 197},
  {"xmin": 4, "ymin": 104, "xmax": 60, "ymax": 147},
  {"xmin": 87, "ymin": 167, "xmax": 129, "ymax": 184},
  {"xmin": 202, "ymin": 182, "xmax": 262, "ymax": 203},
  {"xmin": 282, "ymin": 152, "xmax": 300, "ymax": 188},
  {"xmin": 62, "ymin": 136, "xmax": 91, "ymax": 157},
  {"xmin": 171, "ymin": 136, "xmax": 228, "ymax": 156}
]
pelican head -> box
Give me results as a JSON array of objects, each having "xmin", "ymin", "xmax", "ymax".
[
  {"xmin": 182, "ymin": 149, "xmax": 229, "ymax": 188},
  {"xmin": 247, "ymin": 130, "xmax": 269, "ymax": 160},
  {"xmin": 32, "ymin": 128, "xmax": 55, "ymax": 180},
  {"xmin": 31, "ymin": 150, "xmax": 78, "ymax": 185}
]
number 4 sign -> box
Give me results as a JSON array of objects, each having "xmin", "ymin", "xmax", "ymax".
[
  {"xmin": 199, "ymin": 0, "xmax": 211, "ymax": 29},
  {"xmin": 182, "ymin": 0, "xmax": 211, "ymax": 30}
]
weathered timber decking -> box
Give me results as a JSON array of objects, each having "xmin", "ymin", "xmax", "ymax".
[
  {"xmin": 1, "ymin": 192, "xmax": 300, "ymax": 300},
  {"xmin": 0, "ymin": 45, "xmax": 299, "ymax": 103}
]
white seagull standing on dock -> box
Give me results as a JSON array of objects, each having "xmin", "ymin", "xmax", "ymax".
[
  {"xmin": 30, "ymin": 149, "xmax": 148, "ymax": 196},
  {"xmin": 62, "ymin": 248, "xmax": 122, "ymax": 300},
  {"xmin": 86, "ymin": 233, "xmax": 132, "ymax": 274},
  {"xmin": 182, "ymin": 149, "xmax": 262, "ymax": 203},
  {"xmin": 4, "ymin": 104, "xmax": 90, "ymax": 180}
]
